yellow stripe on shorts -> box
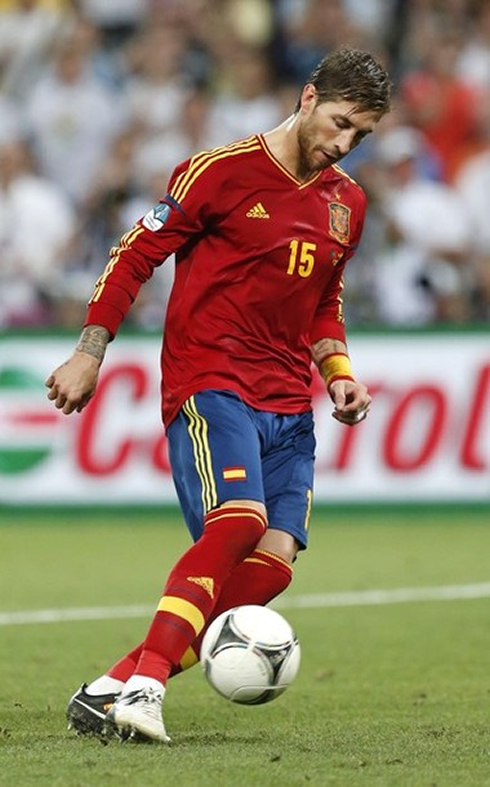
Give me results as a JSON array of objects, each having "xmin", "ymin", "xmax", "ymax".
[
  {"xmin": 182, "ymin": 397, "xmax": 217, "ymax": 513},
  {"xmin": 304, "ymin": 488, "xmax": 313, "ymax": 531}
]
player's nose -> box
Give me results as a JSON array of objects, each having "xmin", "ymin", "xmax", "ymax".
[{"xmin": 335, "ymin": 130, "xmax": 357, "ymax": 156}]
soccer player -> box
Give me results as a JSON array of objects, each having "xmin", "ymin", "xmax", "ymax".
[{"xmin": 45, "ymin": 48, "xmax": 391, "ymax": 743}]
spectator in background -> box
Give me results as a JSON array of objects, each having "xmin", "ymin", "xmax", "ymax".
[
  {"xmin": 456, "ymin": 0, "xmax": 490, "ymax": 93},
  {"xmin": 0, "ymin": 93, "xmax": 23, "ymax": 144},
  {"xmin": 219, "ymin": 0, "xmax": 273, "ymax": 48},
  {"xmin": 0, "ymin": 137, "xmax": 75, "ymax": 326},
  {"xmin": 0, "ymin": 0, "xmax": 488, "ymax": 328},
  {"xmin": 24, "ymin": 33, "xmax": 123, "ymax": 204},
  {"xmin": 140, "ymin": 0, "xmax": 215, "ymax": 89},
  {"xmin": 123, "ymin": 24, "xmax": 192, "ymax": 145},
  {"xmin": 454, "ymin": 97, "xmax": 490, "ymax": 320},
  {"xmin": 134, "ymin": 88, "xmax": 216, "ymax": 184},
  {"xmin": 371, "ymin": 126, "xmax": 474, "ymax": 325},
  {"xmin": 207, "ymin": 45, "xmax": 282, "ymax": 145},
  {"xmin": 274, "ymin": 0, "xmax": 366, "ymax": 84},
  {"xmin": 0, "ymin": 0, "xmax": 68, "ymax": 100},
  {"xmin": 62, "ymin": 13, "xmax": 127, "ymax": 90},
  {"xmin": 343, "ymin": 0, "xmax": 396, "ymax": 42},
  {"xmin": 75, "ymin": 0, "xmax": 151, "ymax": 49},
  {"xmin": 60, "ymin": 128, "xmax": 176, "ymax": 330},
  {"xmin": 401, "ymin": 30, "xmax": 479, "ymax": 181},
  {"xmin": 59, "ymin": 128, "xmax": 141, "ymax": 303},
  {"xmin": 393, "ymin": 0, "xmax": 472, "ymax": 74}
]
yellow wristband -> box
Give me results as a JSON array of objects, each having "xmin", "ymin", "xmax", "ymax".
[{"xmin": 320, "ymin": 352, "xmax": 355, "ymax": 390}]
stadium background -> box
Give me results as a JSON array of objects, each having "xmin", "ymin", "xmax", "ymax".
[
  {"xmin": 1, "ymin": 6, "xmax": 490, "ymax": 786},
  {"xmin": 0, "ymin": 0, "xmax": 489, "ymax": 507}
]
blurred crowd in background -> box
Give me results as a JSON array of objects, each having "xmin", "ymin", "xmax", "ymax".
[{"xmin": 1, "ymin": 0, "xmax": 490, "ymax": 330}]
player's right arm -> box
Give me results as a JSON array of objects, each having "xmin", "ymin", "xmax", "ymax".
[
  {"xmin": 45, "ymin": 160, "xmax": 202, "ymax": 415},
  {"xmin": 45, "ymin": 149, "xmax": 229, "ymax": 415},
  {"xmin": 45, "ymin": 191, "xmax": 194, "ymax": 414},
  {"xmin": 45, "ymin": 325, "xmax": 110, "ymax": 414}
]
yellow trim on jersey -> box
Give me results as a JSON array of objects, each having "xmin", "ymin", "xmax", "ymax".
[
  {"xmin": 171, "ymin": 136, "xmax": 257, "ymax": 201},
  {"xmin": 157, "ymin": 596, "xmax": 205, "ymax": 636},
  {"xmin": 90, "ymin": 225, "xmax": 144, "ymax": 303},
  {"xmin": 332, "ymin": 163, "xmax": 361, "ymax": 188},
  {"xmin": 180, "ymin": 646, "xmax": 199, "ymax": 671},
  {"xmin": 257, "ymin": 134, "xmax": 321, "ymax": 189},
  {"xmin": 170, "ymin": 136, "xmax": 257, "ymax": 202},
  {"xmin": 182, "ymin": 397, "xmax": 218, "ymax": 513},
  {"xmin": 170, "ymin": 137, "xmax": 261, "ymax": 205}
]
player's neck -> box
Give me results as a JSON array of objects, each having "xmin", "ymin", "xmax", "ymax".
[{"xmin": 263, "ymin": 116, "xmax": 314, "ymax": 184}]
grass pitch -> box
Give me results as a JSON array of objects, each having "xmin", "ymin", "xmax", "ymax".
[{"xmin": 0, "ymin": 506, "xmax": 489, "ymax": 787}]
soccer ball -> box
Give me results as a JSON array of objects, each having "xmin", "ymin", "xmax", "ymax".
[{"xmin": 200, "ymin": 604, "xmax": 301, "ymax": 705}]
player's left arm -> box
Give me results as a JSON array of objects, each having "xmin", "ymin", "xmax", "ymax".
[
  {"xmin": 311, "ymin": 337, "xmax": 371, "ymax": 426},
  {"xmin": 310, "ymin": 187, "xmax": 370, "ymax": 425}
]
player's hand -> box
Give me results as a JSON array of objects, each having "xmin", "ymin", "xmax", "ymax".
[
  {"xmin": 45, "ymin": 352, "xmax": 101, "ymax": 415},
  {"xmin": 329, "ymin": 379, "xmax": 371, "ymax": 426}
]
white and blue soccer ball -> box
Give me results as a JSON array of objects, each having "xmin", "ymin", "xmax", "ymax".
[{"xmin": 200, "ymin": 605, "xmax": 301, "ymax": 705}]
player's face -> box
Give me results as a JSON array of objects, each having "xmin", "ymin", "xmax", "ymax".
[{"xmin": 297, "ymin": 88, "xmax": 381, "ymax": 177}]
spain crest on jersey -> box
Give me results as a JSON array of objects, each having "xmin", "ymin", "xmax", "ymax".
[{"xmin": 328, "ymin": 202, "xmax": 351, "ymax": 244}]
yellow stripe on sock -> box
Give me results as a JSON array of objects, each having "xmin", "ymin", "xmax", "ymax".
[
  {"xmin": 254, "ymin": 548, "xmax": 292, "ymax": 570},
  {"xmin": 157, "ymin": 596, "xmax": 205, "ymax": 636},
  {"xmin": 180, "ymin": 646, "xmax": 199, "ymax": 671},
  {"xmin": 243, "ymin": 557, "xmax": 269, "ymax": 566}
]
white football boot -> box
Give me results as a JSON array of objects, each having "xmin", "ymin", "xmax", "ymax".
[{"xmin": 105, "ymin": 686, "xmax": 171, "ymax": 743}]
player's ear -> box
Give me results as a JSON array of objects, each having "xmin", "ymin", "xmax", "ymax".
[{"xmin": 300, "ymin": 84, "xmax": 317, "ymax": 113}]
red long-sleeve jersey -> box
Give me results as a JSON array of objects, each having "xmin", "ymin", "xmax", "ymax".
[{"xmin": 85, "ymin": 134, "xmax": 367, "ymax": 427}]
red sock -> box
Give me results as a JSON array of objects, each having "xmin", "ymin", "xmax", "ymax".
[
  {"xmin": 175, "ymin": 548, "xmax": 293, "ymax": 672},
  {"xmin": 107, "ymin": 644, "xmax": 142, "ymax": 683},
  {"xmin": 106, "ymin": 548, "xmax": 292, "ymax": 682},
  {"xmin": 133, "ymin": 506, "xmax": 266, "ymax": 684}
]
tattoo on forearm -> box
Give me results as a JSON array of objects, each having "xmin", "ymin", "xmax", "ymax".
[
  {"xmin": 75, "ymin": 325, "xmax": 110, "ymax": 364},
  {"xmin": 310, "ymin": 338, "xmax": 348, "ymax": 368}
]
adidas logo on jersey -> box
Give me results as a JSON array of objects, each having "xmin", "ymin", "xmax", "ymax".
[{"xmin": 246, "ymin": 202, "xmax": 270, "ymax": 219}]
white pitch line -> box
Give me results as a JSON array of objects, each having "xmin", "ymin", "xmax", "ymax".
[
  {"xmin": 273, "ymin": 582, "xmax": 490, "ymax": 609},
  {"xmin": 1, "ymin": 582, "xmax": 490, "ymax": 627}
]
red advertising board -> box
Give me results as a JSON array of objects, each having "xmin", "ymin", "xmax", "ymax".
[{"xmin": 1, "ymin": 333, "xmax": 489, "ymax": 504}]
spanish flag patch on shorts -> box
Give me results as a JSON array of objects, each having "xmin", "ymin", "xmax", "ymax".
[{"xmin": 222, "ymin": 466, "xmax": 247, "ymax": 481}]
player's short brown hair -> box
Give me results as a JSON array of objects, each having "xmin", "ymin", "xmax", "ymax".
[{"xmin": 296, "ymin": 48, "xmax": 392, "ymax": 115}]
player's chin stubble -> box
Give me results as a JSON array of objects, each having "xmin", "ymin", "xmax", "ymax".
[{"xmin": 297, "ymin": 127, "xmax": 330, "ymax": 180}]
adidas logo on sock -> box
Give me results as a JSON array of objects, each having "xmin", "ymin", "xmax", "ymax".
[
  {"xmin": 187, "ymin": 576, "xmax": 215, "ymax": 598},
  {"xmin": 246, "ymin": 202, "xmax": 270, "ymax": 219}
]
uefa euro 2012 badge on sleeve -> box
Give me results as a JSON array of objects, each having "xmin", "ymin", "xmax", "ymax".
[{"xmin": 143, "ymin": 203, "xmax": 172, "ymax": 231}]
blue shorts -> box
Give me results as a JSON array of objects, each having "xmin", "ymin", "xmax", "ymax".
[{"xmin": 166, "ymin": 390, "xmax": 315, "ymax": 550}]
